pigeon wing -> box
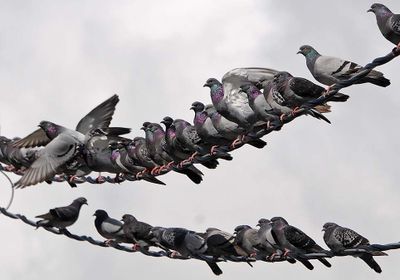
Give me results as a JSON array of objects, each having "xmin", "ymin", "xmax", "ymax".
[
  {"xmin": 13, "ymin": 128, "xmax": 51, "ymax": 148},
  {"xmin": 76, "ymin": 94, "xmax": 119, "ymax": 134}
]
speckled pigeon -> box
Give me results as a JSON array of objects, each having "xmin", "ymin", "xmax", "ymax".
[
  {"xmin": 93, "ymin": 209, "xmax": 130, "ymax": 243},
  {"xmin": 322, "ymin": 222, "xmax": 386, "ymax": 273},
  {"xmin": 151, "ymin": 227, "xmax": 223, "ymax": 275},
  {"xmin": 36, "ymin": 197, "xmax": 87, "ymax": 229},
  {"xmin": 270, "ymin": 217, "xmax": 331, "ymax": 269},
  {"xmin": 297, "ymin": 45, "xmax": 390, "ymax": 87},
  {"xmin": 368, "ymin": 3, "xmax": 400, "ymax": 48},
  {"xmin": 272, "ymin": 71, "xmax": 349, "ymax": 111}
]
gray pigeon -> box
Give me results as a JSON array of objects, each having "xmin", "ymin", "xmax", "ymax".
[
  {"xmin": 204, "ymin": 68, "xmax": 279, "ymax": 130},
  {"xmin": 36, "ymin": 197, "xmax": 87, "ymax": 229},
  {"xmin": 297, "ymin": 45, "xmax": 390, "ymax": 87},
  {"xmin": 256, "ymin": 218, "xmax": 286, "ymax": 260},
  {"xmin": 0, "ymin": 136, "xmax": 39, "ymax": 172},
  {"xmin": 368, "ymin": 3, "xmax": 400, "ymax": 48},
  {"xmin": 322, "ymin": 222, "xmax": 386, "ymax": 273},
  {"xmin": 143, "ymin": 122, "xmax": 203, "ymax": 184},
  {"xmin": 93, "ymin": 209, "xmax": 130, "ymax": 244},
  {"xmin": 205, "ymin": 105, "xmax": 266, "ymax": 149},
  {"xmin": 13, "ymin": 95, "xmax": 120, "ymax": 148},
  {"xmin": 161, "ymin": 116, "xmax": 219, "ymax": 169},
  {"xmin": 270, "ymin": 217, "xmax": 331, "ymax": 269},
  {"xmin": 204, "ymin": 227, "xmax": 245, "ymax": 258},
  {"xmin": 233, "ymin": 225, "xmax": 262, "ymax": 257},
  {"xmin": 151, "ymin": 227, "xmax": 223, "ymax": 275},
  {"xmin": 121, "ymin": 214, "xmax": 156, "ymax": 250},
  {"xmin": 240, "ymin": 84, "xmax": 283, "ymax": 129},
  {"xmin": 14, "ymin": 133, "xmax": 84, "ymax": 188},
  {"xmin": 272, "ymin": 71, "xmax": 349, "ymax": 113}
]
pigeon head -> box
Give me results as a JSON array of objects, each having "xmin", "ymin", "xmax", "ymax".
[
  {"xmin": 161, "ymin": 117, "xmax": 174, "ymax": 129},
  {"xmin": 297, "ymin": 45, "xmax": 317, "ymax": 56},
  {"xmin": 39, "ymin": 121, "xmax": 61, "ymax": 139},
  {"xmin": 368, "ymin": 3, "xmax": 392, "ymax": 15},
  {"xmin": 141, "ymin": 122, "xmax": 151, "ymax": 131},
  {"xmin": 270, "ymin": 217, "xmax": 288, "ymax": 225},
  {"xmin": 273, "ymin": 72, "xmax": 292, "ymax": 89},
  {"xmin": 203, "ymin": 78, "xmax": 221, "ymax": 88},
  {"xmin": 190, "ymin": 101, "xmax": 205, "ymax": 112},
  {"xmin": 256, "ymin": 218, "xmax": 271, "ymax": 227},
  {"xmin": 73, "ymin": 197, "xmax": 88, "ymax": 206},
  {"xmin": 322, "ymin": 222, "xmax": 339, "ymax": 232},
  {"xmin": 121, "ymin": 214, "xmax": 138, "ymax": 223},
  {"xmin": 0, "ymin": 136, "xmax": 11, "ymax": 145},
  {"xmin": 93, "ymin": 209, "xmax": 108, "ymax": 218},
  {"xmin": 234, "ymin": 225, "xmax": 251, "ymax": 233}
]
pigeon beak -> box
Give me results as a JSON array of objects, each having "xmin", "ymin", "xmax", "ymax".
[
  {"xmin": 321, "ymin": 228, "xmax": 326, "ymax": 232},
  {"xmin": 296, "ymin": 50, "xmax": 302, "ymax": 54},
  {"xmin": 140, "ymin": 126, "xmax": 145, "ymax": 130},
  {"xmin": 203, "ymin": 83, "xmax": 209, "ymax": 88},
  {"xmin": 367, "ymin": 8, "xmax": 372, "ymax": 13},
  {"xmin": 190, "ymin": 106, "xmax": 195, "ymax": 110},
  {"xmin": 256, "ymin": 223, "xmax": 260, "ymax": 227},
  {"xmin": 84, "ymin": 202, "xmax": 88, "ymax": 205}
]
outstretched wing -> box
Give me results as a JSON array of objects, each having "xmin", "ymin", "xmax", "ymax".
[
  {"xmin": 15, "ymin": 134, "xmax": 80, "ymax": 188},
  {"xmin": 12, "ymin": 128, "xmax": 51, "ymax": 148},
  {"xmin": 76, "ymin": 94, "xmax": 119, "ymax": 134}
]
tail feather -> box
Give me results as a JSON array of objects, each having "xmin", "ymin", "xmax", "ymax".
[
  {"xmin": 298, "ymin": 259, "xmax": 314, "ymax": 270},
  {"xmin": 142, "ymin": 176, "xmax": 166, "ymax": 185},
  {"xmin": 308, "ymin": 109, "xmax": 331, "ymax": 124},
  {"xmin": 175, "ymin": 168, "xmax": 203, "ymax": 184},
  {"xmin": 318, "ymin": 258, "xmax": 332, "ymax": 268},
  {"xmin": 206, "ymin": 261, "xmax": 223, "ymax": 275},
  {"xmin": 330, "ymin": 92, "xmax": 350, "ymax": 102},
  {"xmin": 201, "ymin": 159, "xmax": 219, "ymax": 169},
  {"xmin": 359, "ymin": 254, "xmax": 382, "ymax": 273},
  {"xmin": 247, "ymin": 138, "xmax": 267, "ymax": 149},
  {"xmin": 363, "ymin": 70, "xmax": 391, "ymax": 87}
]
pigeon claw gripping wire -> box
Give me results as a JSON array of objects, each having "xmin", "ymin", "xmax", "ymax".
[
  {"xmin": 279, "ymin": 114, "xmax": 286, "ymax": 122},
  {"xmin": 291, "ymin": 107, "xmax": 301, "ymax": 117},
  {"xmin": 210, "ymin": 145, "xmax": 219, "ymax": 155}
]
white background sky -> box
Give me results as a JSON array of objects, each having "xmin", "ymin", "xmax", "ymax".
[{"xmin": 1, "ymin": 0, "xmax": 400, "ymax": 279}]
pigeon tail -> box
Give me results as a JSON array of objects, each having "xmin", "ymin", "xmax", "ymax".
[
  {"xmin": 318, "ymin": 258, "xmax": 332, "ymax": 268},
  {"xmin": 206, "ymin": 261, "xmax": 223, "ymax": 275},
  {"xmin": 361, "ymin": 76, "xmax": 390, "ymax": 88},
  {"xmin": 246, "ymin": 138, "xmax": 267, "ymax": 149},
  {"xmin": 308, "ymin": 109, "xmax": 331, "ymax": 124},
  {"xmin": 201, "ymin": 159, "xmax": 219, "ymax": 169},
  {"xmin": 359, "ymin": 254, "xmax": 382, "ymax": 273}
]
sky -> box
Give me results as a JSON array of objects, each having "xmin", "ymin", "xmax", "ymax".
[{"xmin": 1, "ymin": 0, "xmax": 400, "ymax": 279}]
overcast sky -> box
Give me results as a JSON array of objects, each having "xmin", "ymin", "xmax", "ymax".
[{"xmin": 1, "ymin": 0, "xmax": 400, "ymax": 279}]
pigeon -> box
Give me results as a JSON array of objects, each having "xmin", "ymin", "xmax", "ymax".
[
  {"xmin": 14, "ymin": 132, "xmax": 84, "ymax": 188},
  {"xmin": 171, "ymin": 118, "xmax": 233, "ymax": 160},
  {"xmin": 204, "ymin": 227, "xmax": 245, "ymax": 258},
  {"xmin": 151, "ymin": 227, "xmax": 223, "ymax": 275},
  {"xmin": 161, "ymin": 116, "xmax": 219, "ymax": 169},
  {"xmin": 205, "ymin": 105, "xmax": 267, "ymax": 149},
  {"xmin": 190, "ymin": 102, "xmax": 233, "ymax": 146},
  {"xmin": 143, "ymin": 122, "xmax": 203, "ymax": 184},
  {"xmin": 270, "ymin": 217, "xmax": 331, "ymax": 269},
  {"xmin": 13, "ymin": 94, "xmax": 120, "ymax": 148},
  {"xmin": 239, "ymin": 84, "xmax": 283, "ymax": 129},
  {"xmin": 204, "ymin": 68, "xmax": 279, "ymax": 130},
  {"xmin": 13, "ymin": 95, "xmax": 123, "ymax": 187},
  {"xmin": 272, "ymin": 71, "xmax": 349, "ymax": 111},
  {"xmin": 233, "ymin": 225, "xmax": 262, "ymax": 257},
  {"xmin": 126, "ymin": 137, "xmax": 160, "ymax": 170},
  {"xmin": 0, "ymin": 136, "xmax": 39, "ymax": 172},
  {"xmin": 256, "ymin": 218, "xmax": 287, "ymax": 260},
  {"xmin": 121, "ymin": 214, "xmax": 156, "ymax": 250},
  {"xmin": 297, "ymin": 45, "xmax": 390, "ymax": 87},
  {"xmin": 259, "ymin": 78, "xmax": 331, "ymax": 124},
  {"xmin": 84, "ymin": 127, "xmax": 132, "ymax": 174},
  {"xmin": 110, "ymin": 148, "xmax": 166, "ymax": 185},
  {"xmin": 36, "ymin": 197, "xmax": 87, "ymax": 229},
  {"xmin": 322, "ymin": 222, "xmax": 386, "ymax": 273},
  {"xmin": 368, "ymin": 3, "xmax": 400, "ymax": 48},
  {"xmin": 93, "ymin": 209, "xmax": 130, "ymax": 243}
]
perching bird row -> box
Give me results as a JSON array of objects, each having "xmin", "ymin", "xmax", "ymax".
[
  {"xmin": 0, "ymin": 3, "xmax": 399, "ymax": 189},
  {"xmin": 3, "ymin": 196, "xmax": 397, "ymax": 275}
]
